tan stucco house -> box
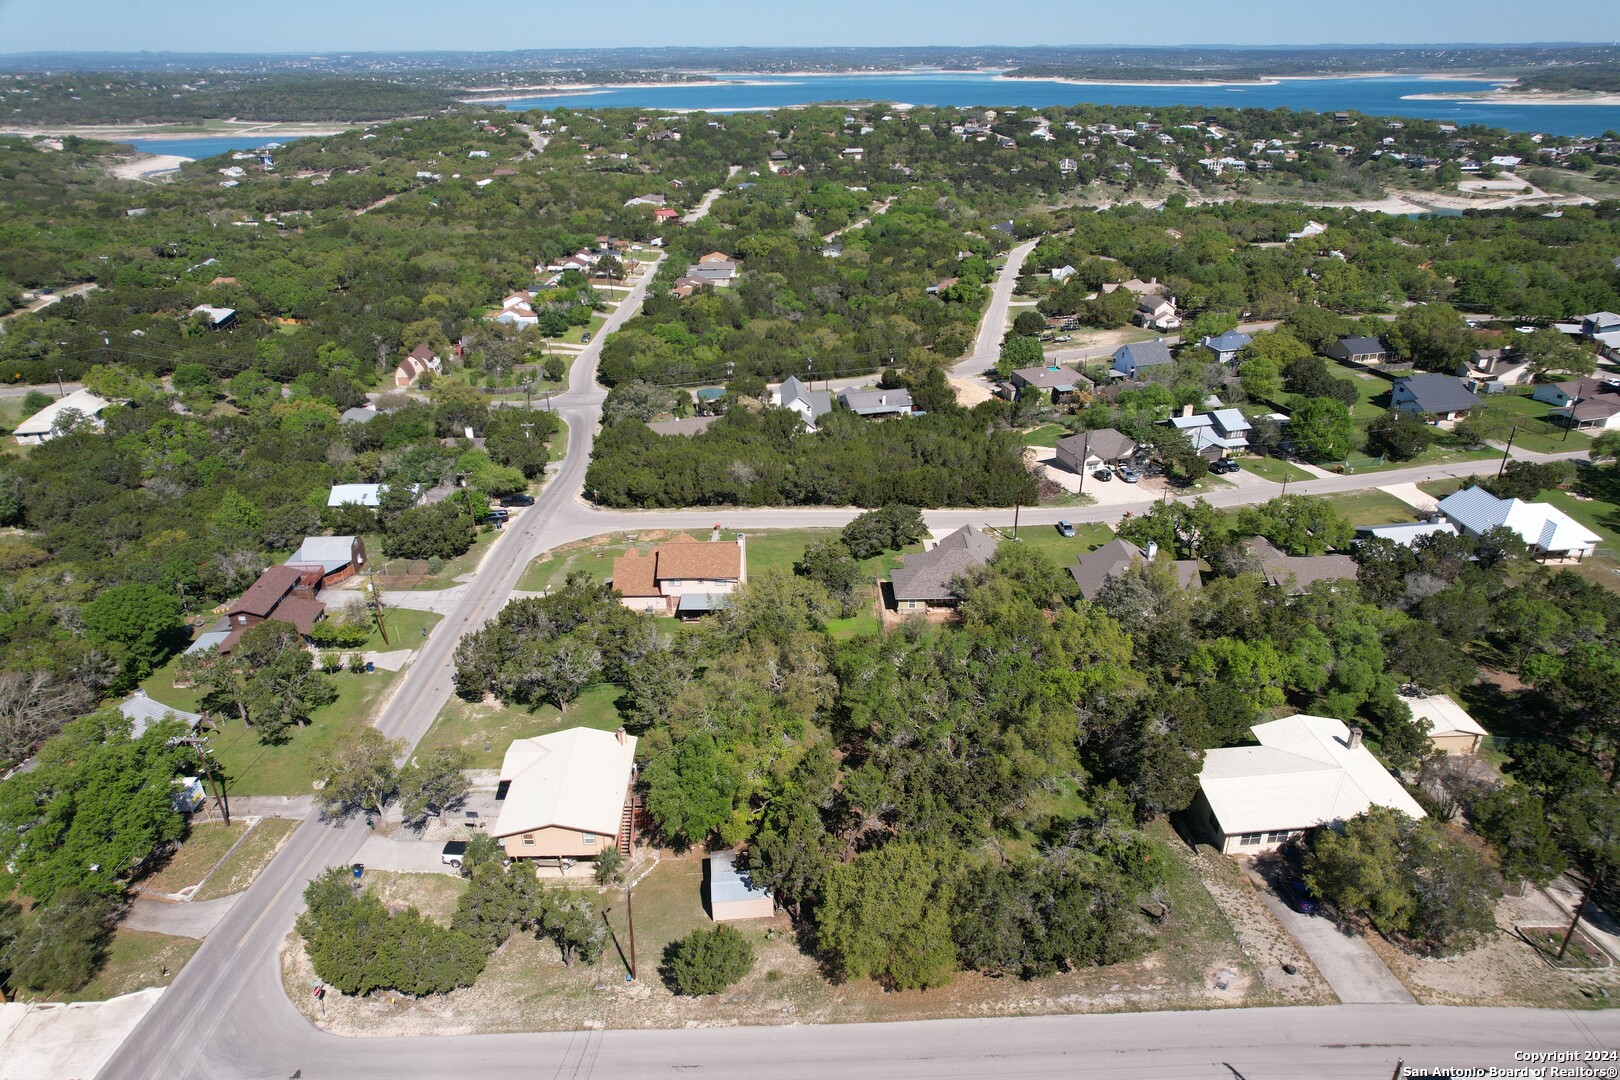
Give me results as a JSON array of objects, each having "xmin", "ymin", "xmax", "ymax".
[{"xmin": 492, "ymin": 727, "xmax": 638, "ymax": 861}]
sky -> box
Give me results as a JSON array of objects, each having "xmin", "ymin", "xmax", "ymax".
[{"xmin": 0, "ymin": 0, "xmax": 1616, "ymax": 53}]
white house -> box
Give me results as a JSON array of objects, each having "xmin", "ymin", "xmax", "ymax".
[
  {"xmin": 12, "ymin": 388, "xmax": 111, "ymax": 445},
  {"xmin": 1436, "ymin": 486, "xmax": 1601, "ymax": 560},
  {"xmin": 775, "ymin": 375, "xmax": 833, "ymax": 432},
  {"xmin": 327, "ymin": 483, "xmax": 385, "ymax": 508},
  {"xmin": 1191, "ymin": 714, "xmax": 1427, "ymax": 855},
  {"xmin": 492, "ymin": 727, "xmax": 638, "ymax": 861}
]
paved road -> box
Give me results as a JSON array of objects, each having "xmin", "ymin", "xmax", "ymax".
[{"xmin": 955, "ymin": 238, "xmax": 1038, "ymax": 379}]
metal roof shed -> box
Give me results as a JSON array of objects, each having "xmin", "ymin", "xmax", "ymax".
[{"xmin": 708, "ymin": 849, "xmax": 774, "ymax": 922}]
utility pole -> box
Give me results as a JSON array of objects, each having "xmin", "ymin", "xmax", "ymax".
[
  {"xmin": 1564, "ymin": 396, "xmax": 1579, "ymax": 442},
  {"xmin": 367, "ymin": 568, "xmax": 391, "ymax": 646},
  {"xmin": 1012, "ymin": 498, "xmax": 1021, "ymax": 541},
  {"xmin": 1558, "ymin": 868, "xmax": 1604, "ymax": 961},
  {"xmin": 55, "ymin": 367, "xmax": 65, "ymax": 397},
  {"xmin": 626, "ymin": 884, "xmax": 638, "ymax": 981},
  {"xmin": 1077, "ymin": 431, "xmax": 1090, "ymax": 496},
  {"xmin": 521, "ymin": 421, "xmax": 535, "ymax": 442},
  {"xmin": 182, "ymin": 724, "xmax": 229, "ymax": 825},
  {"xmin": 1497, "ymin": 426, "xmax": 1518, "ymax": 478}
]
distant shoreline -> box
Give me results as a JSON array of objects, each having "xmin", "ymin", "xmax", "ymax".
[{"xmin": 0, "ymin": 121, "xmax": 355, "ymax": 141}]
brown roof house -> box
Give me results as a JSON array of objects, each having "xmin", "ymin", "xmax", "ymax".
[
  {"xmin": 217, "ymin": 564, "xmax": 326, "ymax": 653},
  {"xmin": 394, "ymin": 344, "xmax": 443, "ymax": 388},
  {"xmin": 1069, "ymin": 539, "xmax": 1201, "ymax": 601},
  {"xmin": 1244, "ymin": 536, "xmax": 1356, "ymax": 593},
  {"xmin": 611, "ymin": 533, "xmax": 747, "ymax": 616},
  {"xmin": 888, "ymin": 524, "xmax": 998, "ymax": 613},
  {"xmin": 493, "ymin": 727, "xmax": 638, "ymax": 861},
  {"xmin": 1054, "ymin": 428, "xmax": 1136, "ymax": 474}
]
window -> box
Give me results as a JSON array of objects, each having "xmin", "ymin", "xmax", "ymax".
[
  {"xmin": 522, "ymin": 833, "xmax": 535, "ymax": 847},
  {"xmin": 1266, "ymin": 831, "xmax": 1291, "ymax": 844},
  {"xmin": 582, "ymin": 832, "xmax": 596, "ymax": 846},
  {"xmin": 1239, "ymin": 833, "xmax": 1263, "ymax": 846}
]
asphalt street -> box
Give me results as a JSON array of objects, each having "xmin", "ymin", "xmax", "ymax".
[{"xmin": 96, "ymin": 220, "xmax": 1611, "ymax": 1079}]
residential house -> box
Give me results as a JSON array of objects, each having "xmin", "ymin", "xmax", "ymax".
[
  {"xmin": 218, "ymin": 564, "xmax": 326, "ymax": 652},
  {"xmin": 1533, "ymin": 375, "xmax": 1620, "ymax": 431},
  {"xmin": 493, "ymin": 727, "xmax": 638, "ymax": 861},
  {"xmin": 685, "ymin": 251, "xmax": 738, "ymax": 286},
  {"xmin": 1135, "ymin": 294, "xmax": 1181, "ymax": 332},
  {"xmin": 1049, "ymin": 264, "xmax": 1077, "ymax": 282},
  {"xmin": 624, "ymin": 194, "xmax": 665, "ymax": 207},
  {"xmin": 490, "ymin": 291, "xmax": 538, "ymax": 328},
  {"xmin": 611, "ymin": 533, "xmax": 747, "ymax": 616},
  {"xmin": 1390, "ymin": 373, "xmax": 1480, "ymax": 423},
  {"xmin": 340, "ymin": 405, "xmax": 380, "ymax": 425},
  {"xmin": 327, "ymin": 483, "xmax": 386, "ymax": 508},
  {"xmin": 708, "ymin": 849, "xmax": 774, "ymax": 922},
  {"xmin": 1109, "ymin": 339, "xmax": 1175, "ymax": 379},
  {"xmin": 837, "ymin": 387, "xmax": 913, "ymax": 418},
  {"xmin": 653, "ymin": 208, "xmax": 682, "ymax": 224},
  {"xmin": 1325, "ymin": 336, "xmax": 1391, "ymax": 365},
  {"xmin": 394, "ymin": 344, "xmax": 443, "ymax": 388},
  {"xmin": 1287, "ymin": 220, "xmax": 1327, "ymax": 241},
  {"xmin": 1554, "ymin": 310, "xmax": 1620, "ymax": 360},
  {"xmin": 888, "ymin": 524, "xmax": 998, "ymax": 612},
  {"xmin": 1054, "ymin": 427, "xmax": 1137, "ymax": 473},
  {"xmin": 12, "ymin": 388, "xmax": 111, "ymax": 445},
  {"xmin": 1457, "ymin": 347, "xmax": 1532, "ymax": 391},
  {"xmin": 1191, "ymin": 714, "xmax": 1427, "ymax": 855},
  {"xmin": 190, "ymin": 304, "xmax": 236, "ymax": 328},
  {"xmin": 775, "ymin": 375, "xmax": 833, "ymax": 431},
  {"xmin": 285, "ymin": 534, "xmax": 367, "ymax": 587},
  {"xmin": 119, "ymin": 690, "xmax": 201, "ymax": 740},
  {"xmin": 1168, "ymin": 407, "xmax": 1252, "ymax": 458},
  {"xmin": 840, "ymin": 148, "xmax": 865, "ymax": 159},
  {"xmin": 1352, "ymin": 521, "xmax": 1459, "ymax": 548},
  {"xmin": 1399, "ymin": 691, "xmax": 1488, "ymax": 755},
  {"xmin": 1436, "ymin": 486, "xmax": 1601, "ymax": 560},
  {"xmin": 1245, "ymin": 536, "xmax": 1357, "ymax": 592},
  {"xmin": 1068, "ymin": 538, "xmax": 1200, "ymax": 601},
  {"xmin": 1201, "ymin": 331, "xmax": 1253, "ymax": 365},
  {"xmin": 1008, "ymin": 365, "xmax": 1092, "ymax": 404}
]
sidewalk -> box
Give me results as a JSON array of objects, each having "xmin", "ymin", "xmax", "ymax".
[{"xmin": 0, "ymin": 988, "xmax": 162, "ymax": 1080}]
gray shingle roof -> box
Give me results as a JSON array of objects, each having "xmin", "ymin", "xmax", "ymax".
[
  {"xmin": 1068, "ymin": 538, "xmax": 1201, "ymax": 600},
  {"xmin": 1112, "ymin": 339, "xmax": 1174, "ymax": 371},
  {"xmin": 1055, "ymin": 427, "xmax": 1136, "ymax": 463},
  {"xmin": 890, "ymin": 524, "xmax": 998, "ymax": 602},
  {"xmin": 838, "ymin": 387, "xmax": 912, "ymax": 415},
  {"xmin": 780, "ymin": 376, "xmax": 834, "ymax": 420},
  {"xmin": 1395, "ymin": 373, "xmax": 1480, "ymax": 415}
]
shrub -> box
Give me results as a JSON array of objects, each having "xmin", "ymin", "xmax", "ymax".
[{"xmin": 664, "ymin": 924, "xmax": 755, "ymax": 996}]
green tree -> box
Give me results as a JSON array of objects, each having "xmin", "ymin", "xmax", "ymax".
[
  {"xmin": 452, "ymin": 861, "xmax": 548, "ymax": 951},
  {"xmin": 1364, "ymin": 409, "xmax": 1435, "ymax": 462},
  {"xmin": 1471, "ymin": 788, "xmax": 1567, "ymax": 887},
  {"xmin": 1305, "ymin": 806, "xmax": 1415, "ymax": 933},
  {"xmin": 399, "ymin": 746, "xmax": 471, "ymax": 825},
  {"xmin": 996, "ymin": 335, "xmax": 1044, "ymax": 378},
  {"xmin": 1387, "ymin": 303, "xmax": 1474, "ymax": 374},
  {"xmin": 1238, "ymin": 354, "xmax": 1283, "ymax": 404},
  {"xmin": 644, "ymin": 733, "xmax": 741, "ymax": 848},
  {"xmin": 1012, "ymin": 310, "xmax": 1048, "ymax": 337},
  {"xmin": 817, "ymin": 842, "xmax": 956, "ymax": 989},
  {"xmin": 1518, "ymin": 330, "xmax": 1596, "ymax": 380},
  {"xmin": 312, "ymin": 727, "xmax": 404, "ymax": 823},
  {"xmin": 794, "ymin": 538, "xmax": 865, "ymax": 616},
  {"xmin": 840, "ymin": 504, "xmax": 926, "ymax": 559},
  {"xmin": 1234, "ymin": 495, "xmax": 1352, "ymax": 555},
  {"xmin": 1181, "ymin": 310, "xmax": 1238, "ymax": 345},
  {"xmin": 381, "ymin": 501, "xmax": 476, "ymax": 561},
  {"xmin": 1287, "ymin": 397, "xmax": 1356, "ymax": 462},
  {"xmin": 1, "ymin": 890, "xmax": 116, "ymax": 993},
  {"xmin": 81, "ymin": 584, "xmax": 186, "ymax": 684},
  {"xmin": 663, "ymin": 924, "xmax": 756, "ymax": 996},
  {"xmin": 543, "ymin": 897, "xmax": 605, "ymax": 966}
]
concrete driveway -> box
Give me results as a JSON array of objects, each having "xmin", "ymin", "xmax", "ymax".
[
  {"xmin": 353, "ymin": 833, "xmax": 459, "ymax": 875},
  {"xmin": 1254, "ymin": 874, "xmax": 1414, "ymax": 1004}
]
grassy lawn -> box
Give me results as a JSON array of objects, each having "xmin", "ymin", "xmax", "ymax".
[
  {"xmin": 201, "ymin": 669, "xmax": 401, "ymax": 795},
  {"xmin": 383, "ymin": 526, "xmax": 503, "ymax": 591},
  {"xmin": 360, "ymin": 608, "xmax": 441, "ymax": 652},
  {"xmin": 50, "ymin": 929, "xmax": 200, "ymax": 1003},
  {"xmin": 136, "ymin": 821, "xmax": 248, "ymax": 895},
  {"xmin": 194, "ymin": 817, "xmax": 301, "ymax": 901},
  {"xmin": 1475, "ymin": 393, "xmax": 1593, "ymax": 454},
  {"xmin": 1235, "ymin": 456, "xmax": 1314, "ymax": 484},
  {"xmin": 1325, "ymin": 364, "xmax": 1393, "ymax": 423},
  {"xmin": 558, "ymin": 313, "xmax": 608, "ymax": 345},
  {"xmin": 1022, "ymin": 423, "xmax": 1068, "ymax": 449},
  {"xmin": 998, "ymin": 521, "xmax": 1114, "ymax": 567},
  {"xmin": 548, "ymin": 416, "xmax": 569, "ymax": 462},
  {"xmin": 419, "ymin": 683, "xmax": 625, "ymax": 769},
  {"xmin": 1327, "ymin": 490, "xmax": 1425, "ymax": 527},
  {"xmin": 365, "ymin": 871, "xmax": 467, "ymax": 926},
  {"xmin": 1340, "ymin": 439, "xmax": 1499, "ymax": 475}
]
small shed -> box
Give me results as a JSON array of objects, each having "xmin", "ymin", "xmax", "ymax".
[
  {"xmin": 1400, "ymin": 691, "xmax": 1488, "ymax": 755},
  {"xmin": 708, "ymin": 849, "xmax": 774, "ymax": 922}
]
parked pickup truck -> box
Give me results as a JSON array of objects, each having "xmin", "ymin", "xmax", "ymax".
[{"xmin": 441, "ymin": 840, "xmax": 467, "ymax": 869}]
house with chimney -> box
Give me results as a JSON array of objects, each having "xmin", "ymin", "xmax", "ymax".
[
  {"xmin": 888, "ymin": 524, "xmax": 998, "ymax": 613},
  {"xmin": 1191, "ymin": 714, "xmax": 1427, "ymax": 855},
  {"xmin": 212, "ymin": 564, "xmax": 327, "ymax": 653},
  {"xmin": 837, "ymin": 387, "xmax": 913, "ymax": 418},
  {"xmin": 493, "ymin": 727, "xmax": 638, "ymax": 863},
  {"xmin": 611, "ymin": 533, "xmax": 747, "ymax": 616}
]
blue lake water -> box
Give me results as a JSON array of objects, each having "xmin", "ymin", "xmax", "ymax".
[
  {"xmin": 124, "ymin": 135, "xmax": 287, "ymax": 160},
  {"xmin": 500, "ymin": 72, "xmax": 1620, "ymax": 137}
]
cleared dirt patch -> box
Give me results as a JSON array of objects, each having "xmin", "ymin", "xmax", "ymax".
[
  {"xmin": 193, "ymin": 817, "xmax": 300, "ymax": 901},
  {"xmin": 1186, "ymin": 845, "xmax": 1333, "ymax": 1006},
  {"xmin": 135, "ymin": 821, "xmax": 248, "ymax": 897}
]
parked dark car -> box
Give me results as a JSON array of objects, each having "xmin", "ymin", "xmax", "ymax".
[
  {"xmin": 1092, "ymin": 468, "xmax": 1113, "ymax": 482},
  {"xmin": 481, "ymin": 507, "xmax": 510, "ymax": 524},
  {"xmin": 581, "ymin": 331, "xmax": 592, "ymax": 343},
  {"xmin": 1279, "ymin": 878, "xmax": 1318, "ymax": 914},
  {"xmin": 499, "ymin": 493, "xmax": 535, "ymax": 507},
  {"xmin": 1210, "ymin": 457, "xmax": 1241, "ymax": 475}
]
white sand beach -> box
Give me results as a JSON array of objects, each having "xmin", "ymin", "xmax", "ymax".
[{"xmin": 109, "ymin": 154, "xmax": 189, "ymax": 180}]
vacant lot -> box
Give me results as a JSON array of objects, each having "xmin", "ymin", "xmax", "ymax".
[
  {"xmin": 419, "ymin": 685, "xmax": 625, "ymax": 770},
  {"xmin": 53, "ymin": 929, "xmax": 200, "ymax": 1003},
  {"xmin": 136, "ymin": 821, "xmax": 248, "ymax": 896},
  {"xmin": 285, "ymin": 824, "xmax": 1285, "ymax": 1037}
]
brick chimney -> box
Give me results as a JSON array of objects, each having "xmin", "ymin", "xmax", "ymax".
[
  {"xmin": 615, "ymin": 727, "xmax": 627, "ymax": 745},
  {"xmin": 1346, "ymin": 726, "xmax": 1363, "ymax": 750}
]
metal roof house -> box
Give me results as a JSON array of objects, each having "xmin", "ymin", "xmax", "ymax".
[
  {"xmin": 1399, "ymin": 691, "xmax": 1488, "ymax": 755},
  {"xmin": 493, "ymin": 727, "xmax": 638, "ymax": 861},
  {"xmin": 1353, "ymin": 521, "xmax": 1458, "ymax": 548},
  {"xmin": 119, "ymin": 690, "xmax": 202, "ymax": 739},
  {"xmin": 1191, "ymin": 714, "xmax": 1427, "ymax": 855},
  {"xmin": 285, "ymin": 535, "xmax": 366, "ymax": 586},
  {"xmin": 837, "ymin": 387, "xmax": 913, "ymax": 418},
  {"xmin": 12, "ymin": 389, "xmax": 111, "ymax": 445},
  {"xmin": 1436, "ymin": 486, "xmax": 1601, "ymax": 560}
]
